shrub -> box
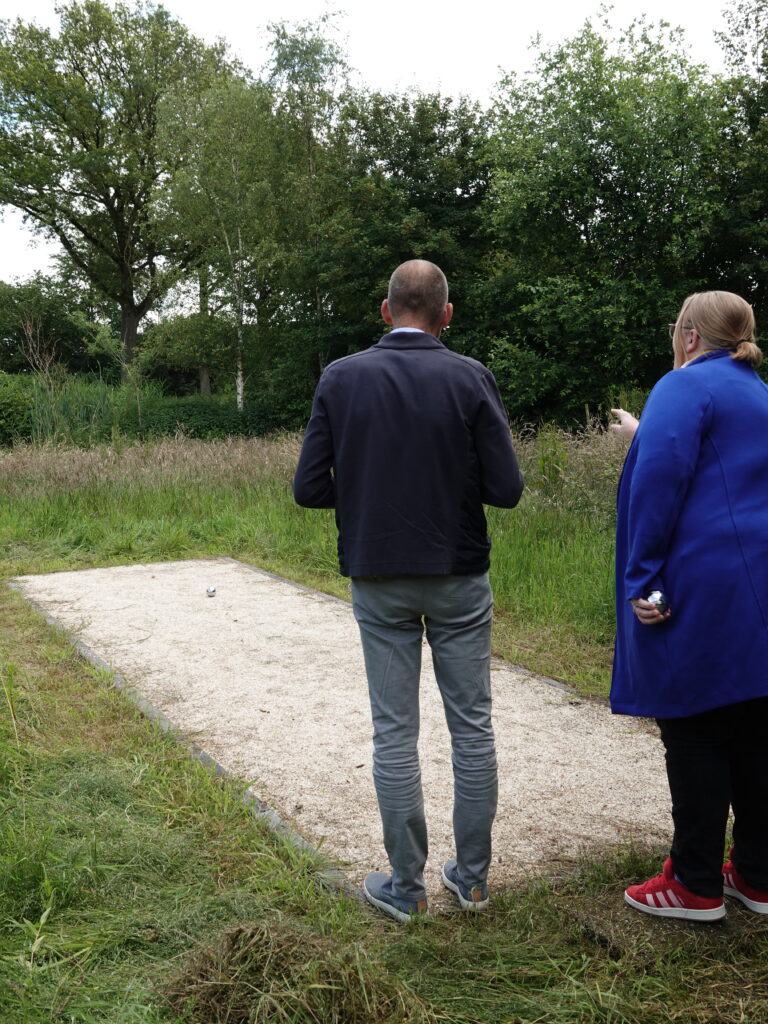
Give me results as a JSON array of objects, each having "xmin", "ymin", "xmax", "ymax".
[
  {"xmin": 0, "ymin": 374, "xmax": 313, "ymax": 448},
  {"xmin": 25, "ymin": 376, "xmax": 164, "ymax": 446},
  {"xmin": 0, "ymin": 374, "xmax": 33, "ymax": 445},
  {"xmin": 120, "ymin": 394, "xmax": 311, "ymax": 440}
]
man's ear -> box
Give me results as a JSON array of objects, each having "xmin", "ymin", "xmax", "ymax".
[
  {"xmin": 381, "ymin": 299, "xmax": 394, "ymax": 326},
  {"xmin": 439, "ymin": 302, "xmax": 454, "ymax": 330}
]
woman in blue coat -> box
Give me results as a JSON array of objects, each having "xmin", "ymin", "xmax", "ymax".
[{"xmin": 611, "ymin": 291, "xmax": 768, "ymax": 921}]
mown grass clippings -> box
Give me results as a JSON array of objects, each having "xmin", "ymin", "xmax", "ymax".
[
  {"xmin": 167, "ymin": 921, "xmax": 439, "ymax": 1024},
  {"xmin": 385, "ymin": 850, "xmax": 768, "ymax": 1024}
]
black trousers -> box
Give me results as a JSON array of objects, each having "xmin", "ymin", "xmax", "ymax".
[{"xmin": 657, "ymin": 697, "xmax": 768, "ymax": 898}]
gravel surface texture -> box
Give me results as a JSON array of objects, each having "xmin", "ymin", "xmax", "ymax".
[{"xmin": 13, "ymin": 558, "xmax": 671, "ymax": 906}]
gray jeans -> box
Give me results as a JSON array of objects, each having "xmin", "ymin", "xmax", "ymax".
[{"xmin": 351, "ymin": 573, "xmax": 497, "ymax": 902}]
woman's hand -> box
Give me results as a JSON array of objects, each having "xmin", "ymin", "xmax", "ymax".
[
  {"xmin": 630, "ymin": 598, "xmax": 671, "ymax": 625},
  {"xmin": 610, "ymin": 408, "xmax": 639, "ymax": 440}
]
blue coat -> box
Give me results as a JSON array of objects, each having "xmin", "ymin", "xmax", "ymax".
[
  {"xmin": 293, "ymin": 329, "xmax": 524, "ymax": 577},
  {"xmin": 611, "ymin": 350, "xmax": 768, "ymax": 718}
]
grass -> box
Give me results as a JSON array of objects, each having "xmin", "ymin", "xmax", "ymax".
[
  {"xmin": 0, "ymin": 587, "xmax": 409, "ymax": 1023},
  {"xmin": 25, "ymin": 375, "xmax": 160, "ymax": 447},
  {"xmin": 0, "ymin": 428, "xmax": 618, "ymax": 695},
  {"xmin": 1, "ymin": 429, "xmax": 767, "ymax": 1023}
]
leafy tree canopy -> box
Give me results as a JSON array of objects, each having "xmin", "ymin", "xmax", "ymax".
[
  {"xmin": 0, "ymin": 0, "xmax": 232, "ymax": 363},
  {"xmin": 482, "ymin": 17, "xmax": 724, "ymax": 420}
]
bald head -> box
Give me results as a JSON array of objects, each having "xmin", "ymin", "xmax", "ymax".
[{"xmin": 383, "ymin": 260, "xmax": 452, "ymax": 334}]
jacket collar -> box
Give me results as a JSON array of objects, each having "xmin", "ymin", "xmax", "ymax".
[
  {"xmin": 374, "ymin": 329, "xmax": 445, "ymax": 350},
  {"xmin": 682, "ymin": 349, "xmax": 731, "ymax": 368}
]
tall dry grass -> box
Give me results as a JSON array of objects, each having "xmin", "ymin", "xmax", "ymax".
[
  {"xmin": 0, "ymin": 425, "xmax": 628, "ymax": 692},
  {"xmin": 0, "ymin": 423, "xmax": 627, "ymax": 508},
  {"xmin": 0, "ymin": 432, "xmax": 303, "ymax": 497}
]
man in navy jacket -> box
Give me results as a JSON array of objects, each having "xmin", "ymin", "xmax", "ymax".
[{"xmin": 293, "ymin": 259, "xmax": 523, "ymax": 921}]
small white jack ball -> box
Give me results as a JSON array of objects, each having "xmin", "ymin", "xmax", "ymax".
[{"xmin": 206, "ymin": 586, "xmax": 216, "ymax": 597}]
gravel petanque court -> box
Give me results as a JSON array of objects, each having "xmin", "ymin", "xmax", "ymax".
[{"xmin": 12, "ymin": 557, "xmax": 672, "ymax": 907}]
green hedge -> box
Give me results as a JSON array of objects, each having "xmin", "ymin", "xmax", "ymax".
[{"xmin": 122, "ymin": 393, "xmax": 310, "ymax": 440}]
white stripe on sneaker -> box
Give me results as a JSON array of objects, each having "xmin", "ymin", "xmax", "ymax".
[
  {"xmin": 656, "ymin": 892, "xmax": 670, "ymax": 908},
  {"xmin": 668, "ymin": 890, "xmax": 684, "ymax": 908}
]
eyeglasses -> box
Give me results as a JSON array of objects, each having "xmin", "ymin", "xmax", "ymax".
[{"xmin": 668, "ymin": 323, "xmax": 694, "ymax": 339}]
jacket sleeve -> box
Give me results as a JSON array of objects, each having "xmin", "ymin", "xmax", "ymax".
[
  {"xmin": 292, "ymin": 383, "xmax": 336, "ymax": 508},
  {"xmin": 623, "ymin": 371, "xmax": 711, "ymax": 599},
  {"xmin": 474, "ymin": 369, "xmax": 525, "ymax": 508}
]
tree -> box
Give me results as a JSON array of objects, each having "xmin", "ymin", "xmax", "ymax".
[
  {"xmin": 258, "ymin": 79, "xmax": 490, "ymax": 384},
  {"xmin": 263, "ymin": 17, "xmax": 351, "ymax": 371},
  {"xmin": 0, "ymin": 0, "xmax": 230, "ymax": 365},
  {"xmin": 0, "ymin": 272, "xmax": 103, "ymax": 374},
  {"xmin": 324, "ymin": 89, "xmax": 490, "ymax": 357},
  {"xmin": 158, "ymin": 78, "xmax": 279, "ymax": 408},
  {"xmin": 483, "ymin": 19, "xmax": 723, "ymax": 421},
  {"xmin": 142, "ymin": 310, "xmax": 237, "ymax": 395},
  {"xmin": 706, "ymin": 0, "xmax": 768, "ymax": 321}
]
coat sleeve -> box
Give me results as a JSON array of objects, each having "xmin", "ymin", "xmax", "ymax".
[
  {"xmin": 623, "ymin": 370, "xmax": 712, "ymax": 599},
  {"xmin": 292, "ymin": 382, "xmax": 336, "ymax": 508},
  {"xmin": 474, "ymin": 369, "xmax": 525, "ymax": 508}
]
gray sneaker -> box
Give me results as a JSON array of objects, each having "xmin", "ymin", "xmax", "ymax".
[
  {"xmin": 363, "ymin": 872, "xmax": 428, "ymax": 923},
  {"xmin": 441, "ymin": 859, "xmax": 489, "ymax": 910}
]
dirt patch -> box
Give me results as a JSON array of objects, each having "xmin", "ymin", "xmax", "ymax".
[{"xmin": 13, "ymin": 558, "xmax": 671, "ymax": 906}]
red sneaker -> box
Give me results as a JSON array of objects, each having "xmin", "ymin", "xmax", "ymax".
[
  {"xmin": 723, "ymin": 852, "xmax": 768, "ymax": 914},
  {"xmin": 624, "ymin": 858, "xmax": 726, "ymax": 921}
]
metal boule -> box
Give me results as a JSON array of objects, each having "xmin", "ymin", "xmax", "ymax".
[{"xmin": 646, "ymin": 590, "xmax": 668, "ymax": 613}]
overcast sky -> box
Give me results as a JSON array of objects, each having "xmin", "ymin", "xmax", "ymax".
[{"xmin": 0, "ymin": 0, "xmax": 731, "ymax": 282}]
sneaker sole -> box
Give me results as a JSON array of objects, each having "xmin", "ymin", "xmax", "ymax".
[
  {"xmin": 441, "ymin": 864, "xmax": 489, "ymax": 911},
  {"xmin": 363, "ymin": 881, "xmax": 423, "ymax": 924},
  {"xmin": 624, "ymin": 891, "xmax": 726, "ymax": 921},
  {"xmin": 723, "ymin": 885, "xmax": 768, "ymax": 914}
]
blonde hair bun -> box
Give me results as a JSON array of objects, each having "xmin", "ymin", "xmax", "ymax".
[{"xmin": 675, "ymin": 291, "xmax": 762, "ymax": 369}]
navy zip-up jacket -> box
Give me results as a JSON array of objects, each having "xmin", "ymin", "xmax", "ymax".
[{"xmin": 293, "ymin": 330, "xmax": 524, "ymax": 577}]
